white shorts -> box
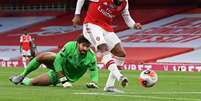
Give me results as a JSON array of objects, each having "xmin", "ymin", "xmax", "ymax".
[
  {"xmin": 22, "ymin": 49, "xmax": 31, "ymax": 56},
  {"xmin": 83, "ymin": 23, "xmax": 121, "ymax": 51}
]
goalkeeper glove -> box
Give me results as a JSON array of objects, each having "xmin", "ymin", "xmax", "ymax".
[
  {"xmin": 86, "ymin": 82, "xmax": 99, "ymax": 89},
  {"xmin": 62, "ymin": 82, "xmax": 72, "ymax": 88},
  {"xmin": 59, "ymin": 77, "xmax": 72, "ymax": 88}
]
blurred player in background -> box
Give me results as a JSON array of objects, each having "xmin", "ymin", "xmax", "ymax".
[
  {"xmin": 10, "ymin": 35, "xmax": 99, "ymax": 88},
  {"xmin": 73, "ymin": 0, "xmax": 142, "ymax": 93},
  {"xmin": 20, "ymin": 29, "xmax": 32, "ymax": 68}
]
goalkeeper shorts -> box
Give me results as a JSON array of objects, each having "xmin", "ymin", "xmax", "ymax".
[{"xmin": 47, "ymin": 70, "xmax": 59, "ymax": 86}]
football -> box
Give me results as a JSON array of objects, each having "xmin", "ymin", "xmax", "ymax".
[{"xmin": 139, "ymin": 70, "xmax": 158, "ymax": 88}]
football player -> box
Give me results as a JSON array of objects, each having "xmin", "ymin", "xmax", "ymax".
[
  {"xmin": 73, "ymin": 0, "xmax": 142, "ymax": 93},
  {"xmin": 10, "ymin": 35, "xmax": 99, "ymax": 88}
]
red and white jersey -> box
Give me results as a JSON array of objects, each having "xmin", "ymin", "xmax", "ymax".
[
  {"xmin": 20, "ymin": 34, "xmax": 32, "ymax": 51},
  {"xmin": 84, "ymin": 0, "xmax": 127, "ymax": 32}
]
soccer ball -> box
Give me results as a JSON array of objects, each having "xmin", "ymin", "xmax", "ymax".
[{"xmin": 139, "ymin": 70, "xmax": 158, "ymax": 88}]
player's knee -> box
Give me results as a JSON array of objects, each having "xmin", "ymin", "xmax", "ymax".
[
  {"xmin": 115, "ymin": 51, "xmax": 126, "ymax": 57},
  {"xmin": 97, "ymin": 44, "xmax": 109, "ymax": 53},
  {"xmin": 111, "ymin": 46, "xmax": 126, "ymax": 57},
  {"xmin": 118, "ymin": 51, "xmax": 126, "ymax": 57}
]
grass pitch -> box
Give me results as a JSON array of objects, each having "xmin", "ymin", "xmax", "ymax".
[{"xmin": 0, "ymin": 67, "xmax": 201, "ymax": 101}]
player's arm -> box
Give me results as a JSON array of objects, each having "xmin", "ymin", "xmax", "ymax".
[
  {"xmin": 86, "ymin": 56, "xmax": 99, "ymax": 88},
  {"xmin": 54, "ymin": 46, "xmax": 71, "ymax": 88},
  {"xmin": 121, "ymin": 0, "xmax": 142, "ymax": 29},
  {"xmin": 54, "ymin": 55, "xmax": 65, "ymax": 81},
  {"xmin": 72, "ymin": 0, "xmax": 99, "ymax": 27},
  {"xmin": 72, "ymin": 0, "xmax": 85, "ymax": 27},
  {"xmin": 54, "ymin": 55, "xmax": 72, "ymax": 88}
]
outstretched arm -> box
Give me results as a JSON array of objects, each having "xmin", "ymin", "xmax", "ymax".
[
  {"xmin": 86, "ymin": 56, "xmax": 99, "ymax": 88},
  {"xmin": 72, "ymin": 0, "xmax": 86, "ymax": 27},
  {"xmin": 74, "ymin": 0, "xmax": 85, "ymax": 15},
  {"xmin": 72, "ymin": 0, "xmax": 99, "ymax": 27},
  {"xmin": 121, "ymin": 0, "xmax": 142, "ymax": 29}
]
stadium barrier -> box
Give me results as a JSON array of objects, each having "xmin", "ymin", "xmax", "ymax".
[
  {"xmin": 1, "ymin": 59, "xmax": 201, "ymax": 72},
  {"xmin": 98, "ymin": 63, "xmax": 201, "ymax": 72}
]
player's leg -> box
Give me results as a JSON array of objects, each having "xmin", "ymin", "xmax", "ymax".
[
  {"xmin": 111, "ymin": 43, "xmax": 128, "ymax": 87},
  {"xmin": 9, "ymin": 52, "xmax": 56, "ymax": 84},
  {"xmin": 21, "ymin": 52, "xmax": 56, "ymax": 76},
  {"xmin": 103, "ymin": 32, "xmax": 128, "ymax": 89},
  {"xmin": 83, "ymin": 23, "xmax": 126, "ymax": 89},
  {"xmin": 83, "ymin": 23, "xmax": 121, "ymax": 79},
  {"xmin": 22, "ymin": 70, "xmax": 59, "ymax": 86},
  {"xmin": 103, "ymin": 72, "xmax": 124, "ymax": 93},
  {"xmin": 22, "ymin": 73, "xmax": 51, "ymax": 86},
  {"xmin": 22, "ymin": 55, "xmax": 27, "ymax": 68},
  {"xmin": 22, "ymin": 50, "xmax": 32, "ymax": 68},
  {"xmin": 111, "ymin": 43, "xmax": 126, "ymax": 67}
]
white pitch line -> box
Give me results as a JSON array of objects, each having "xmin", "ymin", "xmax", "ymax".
[
  {"xmin": 125, "ymin": 91, "xmax": 201, "ymax": 95},
  {"xmin": 73, "ymin": 92, "xmax": 201, "ymax": 101}
]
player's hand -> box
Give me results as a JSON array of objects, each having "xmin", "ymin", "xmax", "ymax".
[
  {"xmin": 134, "ymin": 23, "xmax": 142, "ymax": 29},
  {"xmin": 86, "ymin": 82, "xmax": 99, "ymax": 89},
  {"xmin": 72, "ymin": 14, "xmax": 81, "ymax": 27},
  {"xmin": 62, "ymin": 82, "xmax": 72, "ymax": 88}
]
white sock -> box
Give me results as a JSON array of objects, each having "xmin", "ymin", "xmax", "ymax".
[
  {"xmin": 105, "ymin": 56, "xmax": 125, "ymax": 88},
  {"xmin": 102, "ymin": 52, "xmax": 123, "ymax": 81},
  {"xmin": 22, "ymin": 57, "xmax": 27, "ymax": 68},
  {"xmin": 105, "ymin": 72, "xmax": 116, "ymax": 87}
]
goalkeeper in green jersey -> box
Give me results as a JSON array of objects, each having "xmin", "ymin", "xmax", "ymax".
[{"xmin": 9, "ymin": 35, "xmax": 99, "ymax": 88}]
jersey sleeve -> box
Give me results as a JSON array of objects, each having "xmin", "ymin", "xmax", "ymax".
[
  {"xmin": 75, "ymin": 0, "xmax": 85, "ymax": 15},
  {"xmin": 88, "ymin": 53, "xmax": 99, "ymax": 83},
  {"xmin": 75, "ymin": 0, "xmax": 100, "ymax": 15},
  {"xmin": 121, "ymin": 0, "xmax": 136, "ymax": 29}
]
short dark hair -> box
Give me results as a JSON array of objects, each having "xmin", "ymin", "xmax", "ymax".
[{"xmin": 76, "ymin": 34, "xmax": 91, "ymax": 45}]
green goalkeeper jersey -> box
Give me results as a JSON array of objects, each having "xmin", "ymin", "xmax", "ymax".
[{"xmin": 54, "ymin": 41, "xmax": 98, "ymax": 83}]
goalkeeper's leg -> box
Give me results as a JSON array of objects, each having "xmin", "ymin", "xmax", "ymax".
[
  {"xmin": 9, "ymin": 52, "xmax": 56, "ymax": 85},
  {"xmin": 21, "ymin": 70, "xmax": 59, "ymax": 86},
  {"xmin": 22, "ymin": 73, "xmax": 51, "ymax": 86},
  {"xmin": 22, "ymin": 70, "xmax": 72, "ymax": 87}
]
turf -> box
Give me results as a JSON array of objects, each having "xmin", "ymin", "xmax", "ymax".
[{"xmin": 0, "ymin": 67, "xmax": 201, "ymax": 101}]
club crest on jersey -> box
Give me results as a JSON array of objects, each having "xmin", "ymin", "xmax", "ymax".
[
  {"xmin": 103, "ymin": 2, "xmax": 107, "ymax": 5},
  {"xmin": 103, "ymin": 1, "xmax": 115, "ymax": 9},
  {"xmin": 109, "ymin": 4, "xmax": 115, "ymax": 9}
]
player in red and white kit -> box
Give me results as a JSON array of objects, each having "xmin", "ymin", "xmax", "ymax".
[
  {"xmin": 73, "ymin": 0, "xmax": 142, "ymax": 93},
  {"xmin": 20, "ymin": 29, "xmax": 32, "ymax": 68}
]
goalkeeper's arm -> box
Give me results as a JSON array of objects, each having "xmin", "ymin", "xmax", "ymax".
[
  {"xmin": 54, "ymin": 55, "xmax": 71, "ymax": 88},
  {"xmin": 86, "ymin": 61, "xmax": 99, "ymax": 88}
]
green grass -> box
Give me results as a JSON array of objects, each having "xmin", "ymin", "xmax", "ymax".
[{"xmin": 0, "ymin": 67, "xmax": 201, "ymax": 101}]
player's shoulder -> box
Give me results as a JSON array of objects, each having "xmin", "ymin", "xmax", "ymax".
[
  {"xmin": 87, "ymin": 49, "xmax": 96, "ymax": 58},
  {"xmin": 64, "ymin": 41, "xmax": 76, "ymax": 47}
]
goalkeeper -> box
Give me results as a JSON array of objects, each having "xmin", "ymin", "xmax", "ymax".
[{"xmin": 9, "ymin": 35, "xmax": 99, "ymax": 88}]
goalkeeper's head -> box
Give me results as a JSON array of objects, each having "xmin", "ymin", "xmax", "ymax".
[{"xmin": 76, "ymin": 34, "xmax": 91, "ymax": 55}]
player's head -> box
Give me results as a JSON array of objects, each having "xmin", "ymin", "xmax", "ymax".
[
  {"xmin": 76, "ymin": 34, "xmax": 91, "ymax": 55},
  {"xmin": 22, "ymin": 28, "xmax": 28, "ymax": 35}
]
